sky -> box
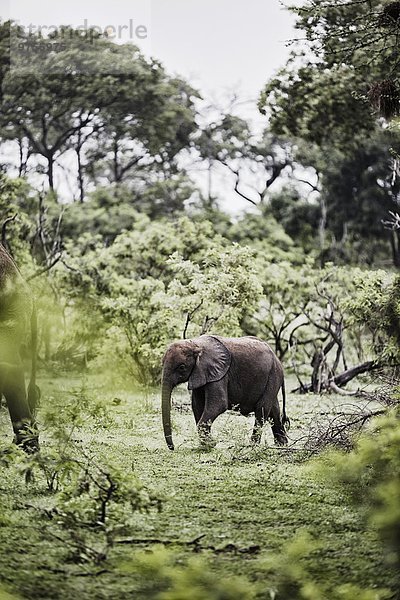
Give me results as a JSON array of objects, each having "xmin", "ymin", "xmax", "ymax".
[
  {"xmin": 1, "ymin": 0, "xmax": 298, "ymax": 210},
  {"xmin": 3, "ymin": 0, "xmax": 295, "ymax": 101},
  {"xmin": 151, "ymin": 0, "xmax": 295, "ymax": 100}
]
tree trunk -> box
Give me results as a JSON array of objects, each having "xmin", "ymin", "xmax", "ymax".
[
  {"xmin": 113, "ymin": 140, "xmax": 121, "ymax": 184},
  {"xmin": 77, "ymin": 143, "xmax": 85, "ymax": 203},
  {"xmin": 390, "ymin": 230, "xmax": 400, "ymax": 268},
  {"xmin": 319, "ymin": 196, "xmax": 327, "ymax": 266},
  {"xmin": 43, "ymin": 319, "xmax": 51, "ymax": 361},
  {"xmin": 47, "ymin": 155, "xmax": 54, "ymax": 190}
]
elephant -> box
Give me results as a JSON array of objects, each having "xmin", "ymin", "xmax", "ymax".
[
  {"xmin": 161, "ymin": 335, "xmax": 289, "ymax": 450},
  {"xmin": 0, "ymin": 243, "xmax": 39, "ymax": 451}
]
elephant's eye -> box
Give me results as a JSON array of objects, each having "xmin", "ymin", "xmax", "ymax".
[{"xmin": 178, "ymin": 364, "xmax": 186, "ymax": 371}]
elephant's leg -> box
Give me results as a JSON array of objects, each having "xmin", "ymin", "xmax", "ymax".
[
  {"xmin": 191, "ymin": 388, "xmax": 205, "ymax": 425},
  {"xmin": 197, "ymin": 382, "xmax": 227, "ymax": 447},
  {"xmin": 270, "ymin": 398, "xmax": 288, "ymax": 446},
  {"xmin": 2, "ymin": 364, "xmax": 39, "ymax": 452},
  {"xmin": 251, "ymin": 401, "xmax": 268, "ymax": 444}
]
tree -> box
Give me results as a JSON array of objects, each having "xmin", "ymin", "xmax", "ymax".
[
  {"xmin": 84, "ymin": 75, "xmax": 198, "ymax": 188},
  {"xmin": 60, "ymin": 218, "xmax": 261, "ymax": 385},
  {"xmin": 195, "ymin": 110, "xmax": 294, "ymax": 207},
  {"xmin": 346, "ymin": 269, "xmax": 400, "ymax": 362},
  {"xmin": 258, "ymin": 2, "xmax": 400, "ymax": 265},
  {"xmin": 243, "ymin": 261, "xmax": 385, "ymax": 393},
  {"xmin": 290, "ymin": 0, "xmax": 400, "ymax": 119},
  {"xmin": 0, "ymin": 22, "xmax": 198, "ymax": 201},
  {"xmin": 260, "ymin": 63, "xmax": 375, "ymax": 150}
]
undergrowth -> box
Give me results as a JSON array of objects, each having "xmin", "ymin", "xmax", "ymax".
[{"xmin": 0, "ymin": 375, "xmax": 398, "ymax": 599}]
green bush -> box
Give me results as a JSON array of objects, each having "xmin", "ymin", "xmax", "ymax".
[
  {"xmin": 126, "ymin": 547, "xmax": 257, "ymax": 599},
  {"xmin": 287, "ymin": 407, "xmax": 400, "ymax": 597},
  {"xmin": 261, "ymin": 530, "xmax": 392, "ymax": 600},
  {"xmin": 317, "ymin": 410, "xmax": 400, "ymax": 568},
  {"xmin": 61, "ymin": 219, "xmax": 262, "ymax": 385},
  {"xmin": 346, "ymin": 272, "xmax": 400, "ymax": 362}
]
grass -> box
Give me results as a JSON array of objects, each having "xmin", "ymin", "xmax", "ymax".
[{"xmin": 0, "ymin": 373, "xmax": 397, "ymax": 599}]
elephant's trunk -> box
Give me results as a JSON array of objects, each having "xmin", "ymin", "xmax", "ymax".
[{"xmin": 161, "ymin": 380, "xmax": 175, "ymax": 450}]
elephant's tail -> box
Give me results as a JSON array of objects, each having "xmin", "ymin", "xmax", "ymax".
[
  {"xmin": 27, "ymin": 302, "xmax": 40, "ymax": 416},
  {"xmin": 281, "ymin": 379, "xmax": 290, "ymax": 430}
]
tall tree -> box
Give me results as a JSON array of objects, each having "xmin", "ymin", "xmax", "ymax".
[
  {"xmin": 258, "ymin": 1, "xmax": 400, "ymax": 265},
  {"xmin": 0, "ymin": 22, "xmax": 199, "ymax": 200}
]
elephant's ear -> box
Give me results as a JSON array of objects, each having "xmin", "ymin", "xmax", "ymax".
[{"xmin": 188, "ymin": 336, "xmax": 231, "ymax": 390}]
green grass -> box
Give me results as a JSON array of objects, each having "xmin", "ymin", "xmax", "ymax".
[{"xmin": 0, "ymin": 374, "xmax": 396, "ymax": 599}]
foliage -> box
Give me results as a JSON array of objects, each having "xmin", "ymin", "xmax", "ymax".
[
  {"xmin": 312, "ymin": 409, "xmax": 400, "ymax": 573},
  {"xmin": 166, "ymin": 244, "xmax": 262, "ymax": 337},
  {"xmin": 5, "ymin": 384, "xmax": 163, "ymax": 564},
  {"xmin": 290, "ymin": 0, "xmax": 400, "ymax": 100},
  {"xmin": 261, "ymin": 530, "xmax": 391, "ymax": 600},
  {"xmin": 59, "ymin": 217, "xmax": 262, "ymax": 384},
  {"xmin": 127, "ymin": 547, "xmax": 257, "ymax": 599},
  {"xmin": 53, "ymin": 457, "xmax": 162, "ymax": 564},
  {"xmin": 260, "ymin": 64, "xmax": 375, "ymax": 149},
  {"xmin": 195, "ymin": 113, "xmax": 251, "ymax": 166},
  {"xmin": 58, "ymin": 188, "xmax": 145, "ymax": 245},
  {"xmin": 244, "ymin": 262, "xmax": 379, "ymax": 392},
  {"xmin": 228, "ymin": 207, "xmax": 304, "ymax": 263},
  {"xmin": 0, "ymin": 174, "xmax": 36, "ymax": 262},
  {"xmin": 0, "ymin": 21, "xmax": 198, "ymax": 198},
  {"xmin": 260, "ymin": 64, "xmax": 400, "ymax": 262},
  {"xmin": 243, "ymin": 259, "xmax": 316, "ymax": 359},
  {"xmin": 258, "ymin": 1, "xmax": 400, "ymax": 266},
  {"xmin": 0, "ymin": 588, "xmax": 21, "ymax": 600},
  {"xmin": 345, "ymin": 270, "xmax": 399, "ymax": 361},
  {"xmin": 1, "ymin": 377, "xmax": 398, "ymax": 598},
  {"xmin": 268, "ymin": 185, "xmax": 320, "ymax": 253},
  {"xmin": 17, "ymin": 200, "xmax": 387, "ymax": 392}
]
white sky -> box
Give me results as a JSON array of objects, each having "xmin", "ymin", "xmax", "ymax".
[
  {"xmin": 3, "ymin": 0, "xmax": 295, "ymax": 101},
  {"xmin": 1, "ymin": 0, "xmax": 298, "ymax": 210},
  {"xmin": 151, "ymin": 0, "xmax": 295, "ymax": 100}
]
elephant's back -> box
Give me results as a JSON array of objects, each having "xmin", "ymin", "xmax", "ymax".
[
  {"xmin": 216, "ymin": 336, "xmax": 283, "ymax": 411},
  {"xmin": 215, "ymin": 335, "xmax": 276, "ymax": 358}
]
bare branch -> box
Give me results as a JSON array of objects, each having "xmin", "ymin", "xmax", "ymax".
[
  {"xmin": 220, "ymin": 162, "xmax": 259, "ymax": 206},
  {"xmin": 27, "ymin": 252, "xmax": 62, "ymax": 282},
  {"xmin": 182, "ymin": 300, "xmax": 204, "ymax": 340},
  {"xmin": 382, "ymin": 211, "xmax": 400, "ymax": 230}
]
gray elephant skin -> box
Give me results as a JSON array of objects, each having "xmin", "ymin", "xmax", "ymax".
[
  {"xmin": 161, "ymin": 335, "xmax": 289, "ymax": 450},
  {"xmin": 0, "ymin": 243, "xmax": 39, "ymax": 451}
]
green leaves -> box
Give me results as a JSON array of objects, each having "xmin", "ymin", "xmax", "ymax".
[
  {"xmin": 344, "ymin": 270, "xmax": 400, "ymax": 361},
  {"xmin": 0, "ymin": 22, "xmax": 198, "ymax": 195},
  {"xmin": 60, "ymin": 217, "xmax": 262, "ymax": 385},
  {"xmin": 166, "ymin": 244, "xmax": 263, "ymax": 338},
  {"xmin": 258, "ymin": 1, "xmax": 400, "ymax": 265},
  {"xmin": 312, "ymin": 409, "xmax": 400, "ymax": 570},
  {"xmin": 260, "ymin": 64, "xmax": 375, "ymax": 149}
]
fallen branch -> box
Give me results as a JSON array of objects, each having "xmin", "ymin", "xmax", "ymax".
[
  {"xmin": 292, "ymin": 360, "xmax": 381, "ymax": 393},
  {"xmin": 35, "ymin": 565, "xmax": 108, "ymax": 577},
  {"xmin": 115, "ymin": 534, "xmax": 260, "ymax": 555},
  {"xmin": 27, "ymin": 252, "xmax": 62, "ymax": 281},
  {"xmin": 116, "ymin": 534, "xmax": 206, "ymax": 547},
  {"xmin": 304, "ymin": 407, "xmax": 387, "ymax": 455},
  {"xmin": 327, "ymin": 380, "xmax": 364, "ymax": 396}
]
